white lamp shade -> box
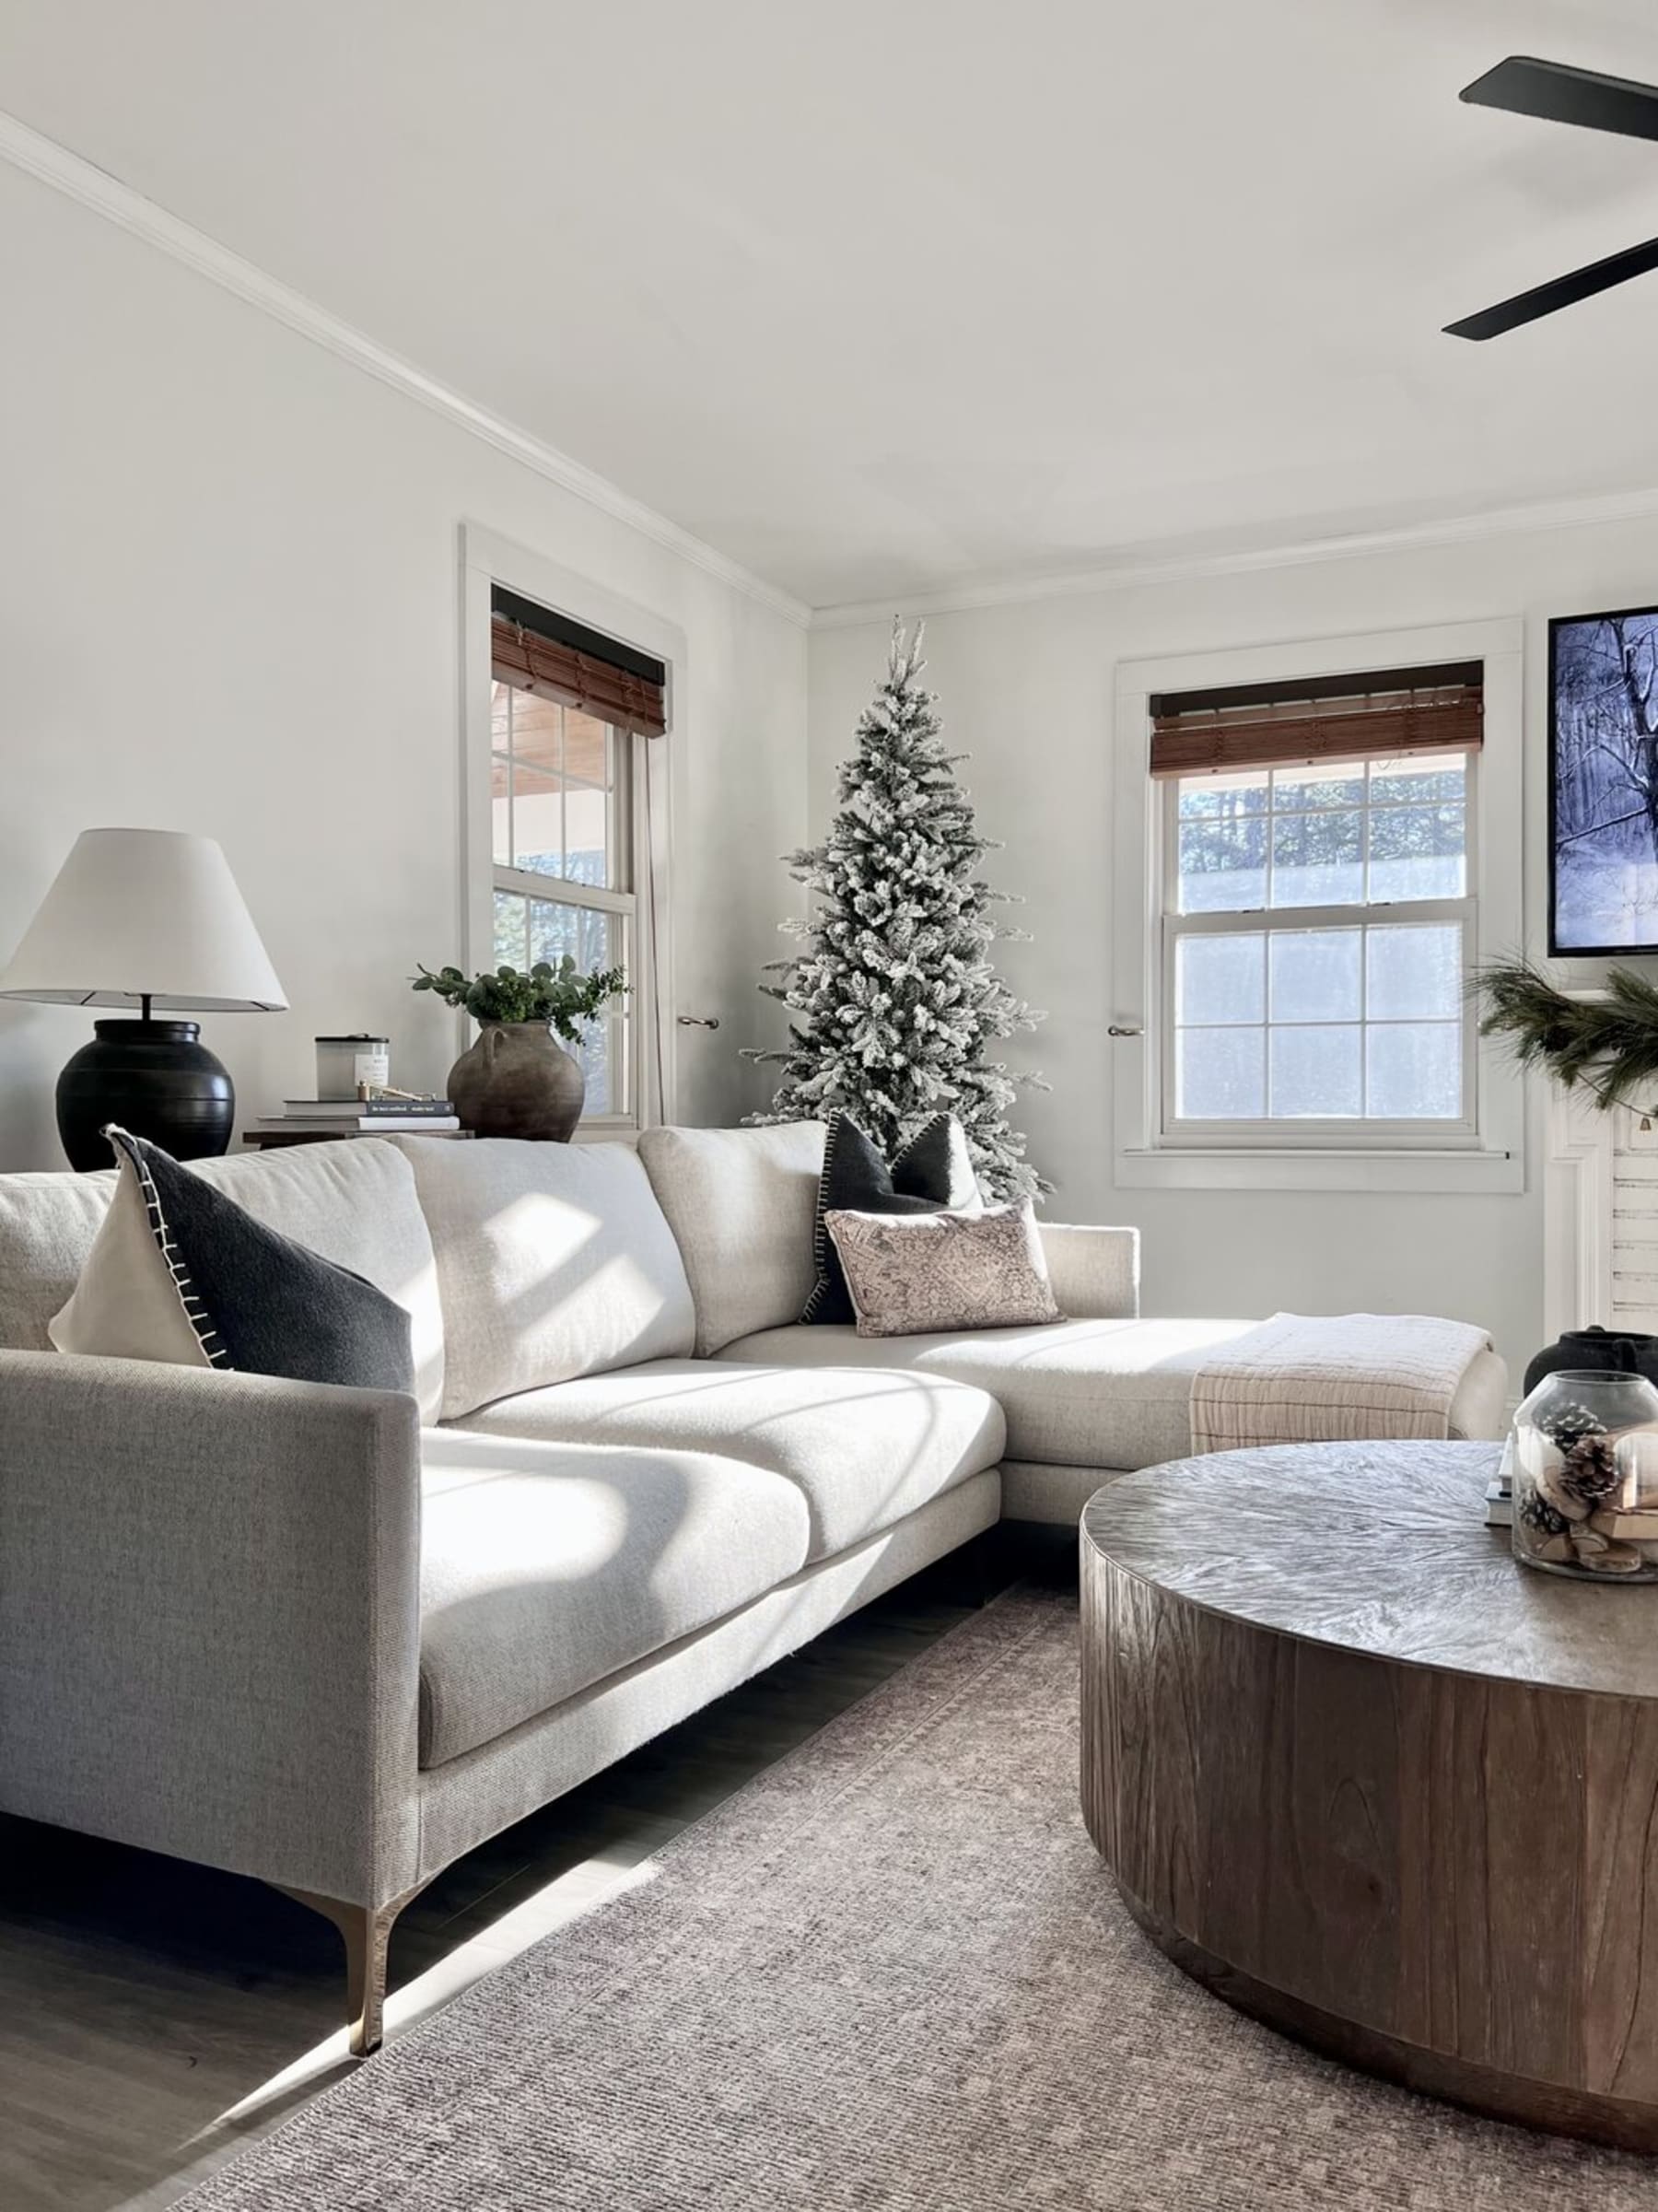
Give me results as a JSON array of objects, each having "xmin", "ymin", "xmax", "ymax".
[{"xmin": 0, "ymin": 828, "xmax": 287, "ymax": 1012}]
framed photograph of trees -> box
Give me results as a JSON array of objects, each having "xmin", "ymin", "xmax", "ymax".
[{"xmin": 1550, "ymin": 605, "xmax": 1658, "ymax": 954}]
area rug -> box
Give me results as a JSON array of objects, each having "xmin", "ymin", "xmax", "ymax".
[{"xmin": 184, "ymin": 1588, "xmax": 1651, "ymax": 2209}]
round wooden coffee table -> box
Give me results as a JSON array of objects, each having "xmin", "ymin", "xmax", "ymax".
[{"xmin": 1081, "ymin": 1440, "xmax": 1658, "ymax": 2151}]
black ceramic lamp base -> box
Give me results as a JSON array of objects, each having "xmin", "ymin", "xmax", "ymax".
[{"xmin": 55, "ymin": 1018, "xmax": 235, "ymax": 1170}]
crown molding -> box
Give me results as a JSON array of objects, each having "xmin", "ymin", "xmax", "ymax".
[
  {"xmin": 809, "ymin": 482, "xmax": 1658, "ymax": 630},
  {"xmin": 0, "ymin": 110, "xmax": 811, "ymax": 631}
]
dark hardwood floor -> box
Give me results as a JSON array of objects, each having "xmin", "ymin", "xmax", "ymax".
[{"xmin": 0, "ymin": 1530, "xmax": 1070, "ymax": 2212}]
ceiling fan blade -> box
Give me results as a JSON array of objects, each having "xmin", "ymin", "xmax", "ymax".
[
  {"xmin": 1450, "ymin": 235, "xmax": 1658, "ymax": 338},
  {"xmin": 1445, "ymin": 233, "xmax": 1658, "ymax": 338},
  {"xmin": 1460, "ymin": 54, "xmax": 1658, "ymax": 142}
]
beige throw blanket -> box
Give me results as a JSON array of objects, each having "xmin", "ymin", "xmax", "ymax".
[{"xmin": 1189, "ymin": 1311, "xmax": 1493, "ymax": 1454}]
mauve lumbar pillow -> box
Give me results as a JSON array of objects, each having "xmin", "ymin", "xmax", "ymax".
[
  {"xmin": 802, "ymin": 1112, "xmax": 979, "ymax": 1327},
  {"xmin": 823, "ymin": 1200, "xmax": 1063, "ymax": 1340},
  {"xmin": 49, "ymin": 1126, "xmax": 414, "ymax": 1393}
]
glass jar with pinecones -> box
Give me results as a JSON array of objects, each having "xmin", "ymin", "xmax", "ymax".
[{"xmin": 1512, "ymin": 1370, "xmax": 1658, "ymax": 1581}]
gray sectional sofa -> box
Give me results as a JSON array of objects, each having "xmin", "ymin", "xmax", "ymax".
[{"xmin": 0, "ymin": 1121, "xmax": 1506, "ymax": 2051}]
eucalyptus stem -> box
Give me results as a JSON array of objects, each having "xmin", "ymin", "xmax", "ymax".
[{"xmin": 413, "ymin": 959, "xmax": 628, "ymax": 1045}]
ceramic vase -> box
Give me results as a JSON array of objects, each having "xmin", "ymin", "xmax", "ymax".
[{"xmin": 447, "ymin": 1021, "xmax": 585, "ymax": 1141}]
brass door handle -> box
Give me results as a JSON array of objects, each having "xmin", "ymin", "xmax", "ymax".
[
  {"xmin": 676, "ymin": 1015, "xmax": 721, "ymax": 1030},
  {"xmin": 1108, "ymin": 1024, "xmax": 1143, "ymax": 1038}
]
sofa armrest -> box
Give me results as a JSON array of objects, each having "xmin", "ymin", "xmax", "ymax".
[
  {"xmin": 0, "ymin": 1351, "xmax": 421, "ymax": 1906},
  {"xmin": 1038, "ymin": 1223, "xmax": 1140, "ymax": 1320}
]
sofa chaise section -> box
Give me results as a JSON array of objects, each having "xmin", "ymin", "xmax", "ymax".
[
  {"xmin": 718, "ymin": 1317, "xmax": 1510, "ymax": 1524},
  {"xmin": 632, "ymin": 1115, "xmax": 1503, "ymax": 1526}
]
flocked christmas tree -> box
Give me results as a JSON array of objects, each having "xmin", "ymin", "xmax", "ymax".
[{"xmin": 745, "ymin": 620, "xmax": 1046, "ymax": 1199}]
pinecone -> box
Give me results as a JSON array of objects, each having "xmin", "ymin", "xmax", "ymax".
[
  {"xmin": 1540, "ymin": 1399, "xmax": 1607, "ymax": 1452},
  {"xmin": 1519, "ymin": 1487, "xmax": 1570, "ymax": 1539},
  {"xmin": 1559, "ymin": 1434, "xmax": 1620, "ymax": 1512}
]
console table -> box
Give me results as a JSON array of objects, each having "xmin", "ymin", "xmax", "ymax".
[
  {"xmin": 1080, "ymin": 1440, "xmax": 1658, "ymax": 2150},
  {"xmin": 240, "ymin": 1129, "xmax": 473, "ymax": 1149}
]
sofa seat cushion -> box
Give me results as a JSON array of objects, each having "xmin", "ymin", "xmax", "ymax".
[
  {"xmin": 718, "ymin": 1321, "xmax": 1508, "ymax": 1470},
  {"xmin": 418, "ymin": 1433, "xmax": 811, "ymax": 1768},
  {"xmin": 452, "ymin": 1358, "xmax": 1006, "ymax": 1562},
  {"xmin": 720, "ymin": 1318, "xmax": 1227, "ymax": 1470}
]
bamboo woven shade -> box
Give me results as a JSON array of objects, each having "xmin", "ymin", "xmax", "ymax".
[
  {"xmin": 1149, "ymin": 673, "xmax": 1483, "ymax": 779},
  {"xmin": 491, "ymin": 614, "xmax": 667, "ymax": 737}
]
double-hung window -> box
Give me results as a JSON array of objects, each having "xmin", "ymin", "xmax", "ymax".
[
  {"xmin": 487, "ymin": 586, "xmax": 667, "ymax": 1124},
  {"xmin": 1154, "ymin": 666, "xmax": 1482, "ymax": 1145}
]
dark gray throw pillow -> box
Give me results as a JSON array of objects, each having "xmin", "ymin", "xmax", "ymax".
[
  {"xmin": 801, "ymin": 1113, "xmax": 980, "ymax": 1326},
  {"xmin": 81, "ymin": 1126, "xmax": 415, "ymax": 1392}
]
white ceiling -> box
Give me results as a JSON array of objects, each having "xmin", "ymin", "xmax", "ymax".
[{"xmin": 5, "ymin": 0, "xmax": 1658, "ymax": 609}]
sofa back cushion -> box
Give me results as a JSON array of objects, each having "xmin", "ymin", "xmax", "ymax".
[
  {"xmin": 0, "ymin": 1139, "xmax": 447, "ymax": 1422},
  {"xmin": 0, "ymin": 1169, "xmax": 115, "ymax": 1352},
  {"xmin": 636, "ymin": 1122, "xmax": 826, "ymax": 1357},
  {"xmin": 387, "ymin": 1136, "xmax": 695, "ymax": 1419}
]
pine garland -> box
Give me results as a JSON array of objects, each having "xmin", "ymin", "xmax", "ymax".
[
  {"xmin": 1478, "ymin": 956, "xmax": 1658, "ymax": 1109},
  {"xmin": 743, "ymin": 619, "xmax": 1048, "ymax": 1198}
]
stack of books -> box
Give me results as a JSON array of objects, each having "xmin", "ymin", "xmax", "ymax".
[
  {"xmin": 250, "ymin": 1097, "xmax": 462, "ymax": 1136},
  {"xmin": 1485, "ymin": 1433, "xmax": 1514, "ymax": 1527}
]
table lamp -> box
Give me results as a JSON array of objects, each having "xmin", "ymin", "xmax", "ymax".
[{"xmin": 0, "ymin": 827, "xmax": 287, "ymax": 1168}]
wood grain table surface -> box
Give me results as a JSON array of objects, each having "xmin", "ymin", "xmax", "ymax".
[{"xmin": 1081, "ymin": 1440, "xmax": 1658, "ymax": 2153}]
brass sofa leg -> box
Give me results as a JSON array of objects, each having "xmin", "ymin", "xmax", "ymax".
[{"xmin": 276, "ymin": 1882, "xmax": 423, "ymax": 2055}]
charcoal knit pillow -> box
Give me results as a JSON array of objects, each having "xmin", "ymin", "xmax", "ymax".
[
  {"xmin": 801, "ymin": 1113, "xmax": 980, "ymax": 1326},
  {"xmin": 49, "ymin": 1126, "xmax": 415, "ymax": 1393}
]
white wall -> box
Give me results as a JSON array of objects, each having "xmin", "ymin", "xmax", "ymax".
[
  {"xmin": 0, "ymin": 162, "xmax": 807, "ymax": 1169},
  {"xmin": 811, "ymin": 519, "xmax": 1658, "ymax": 1373},
  {"xmin": 12, "ymin": 135, "xmax": 1652, "ymax": 1380}
]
